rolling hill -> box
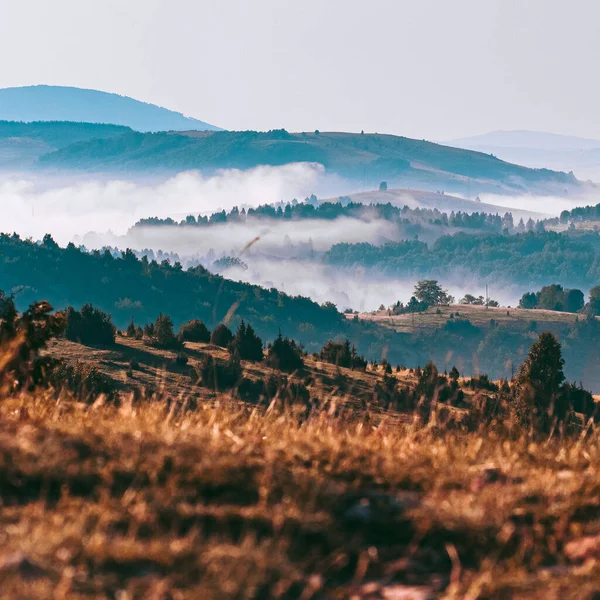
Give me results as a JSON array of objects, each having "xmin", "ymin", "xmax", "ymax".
[
  {"xmin": 36, "ymin": 128, "xmax": 584, "ymax": 196},
  {"xmin": 447, "ymin": 130, "xmax": 600, "ymax": 181},
  {"xmin": 0, "ymin": 85, "xmax": 220, "ymax": 132},
  {"xmin": 0, "ymin": 120, "xmax": 132, "ymax": 168},
  {"xmin": 322, "ymin": 188, "xmax": 547, "ymax": 219}
]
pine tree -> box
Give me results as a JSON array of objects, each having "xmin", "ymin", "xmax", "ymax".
[
  {"xmin": 230, "ymin": 320, "xmax": 263, "ymax": 362},
  {"xmin": 153, "ymin": 314, "xmax": 180, "ymax": 349},
  {"xmin": 514, "ymin": 332, "xmax": 566, "ymax": 431},
  {"xmin": 126, "ymin": 318, "xmax": 136, "ymax": 338}
]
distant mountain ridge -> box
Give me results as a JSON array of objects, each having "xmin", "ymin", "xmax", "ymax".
[
  {"xmin": 0, "ymin": 85, "xmax": 221, "ymax": 132},
  {"xmin": 0, "ymin": 121, "xmax": 590, "ymax": 197},
  {"xmin": 446, "ymin": 130, "xmax": 600, "ymax": 181},
  {"xmin": 38, "ymin": 128, "xmax": 583, "ymax": 196},
  {"xmin": 447, "ymin": 130, "xmax": 600, "ymax": 151}
]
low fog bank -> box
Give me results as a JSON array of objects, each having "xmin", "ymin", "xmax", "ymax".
[
  {"xmin": 208, "ymin": 257, "xmax": 523, "ymax": 312},
  {"xmin": 477, "ymin": 192, "xmax": 600, "ymax": 217},
  {"xmin": 0, "ymin": 164, "xmax": 357, "ymax": 245},
  {"xmin": 0, "ymin": 168, "xmax": 597, "ymax": 311},
  {"xmin": 82, "ymin": 214, "xmax": 407, "ymax": 255}
]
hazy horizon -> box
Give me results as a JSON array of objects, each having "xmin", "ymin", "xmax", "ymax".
[{"xmin": 3, "ymin": 0, "xmax": 600, "ymax": 141}]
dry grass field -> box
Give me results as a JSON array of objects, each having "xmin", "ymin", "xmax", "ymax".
[
  {"xmin": 44, "ymin": 337, "xmax": 411, "ymax": 414},
  {"xmin": 355, "ymin": 304, "xmax": 584, "ymax": 336},
  {"xmin": 0, "ymin": 337, "xmax": 597, "ymax": 598},
  {"xmin": 1, "ymin": 388, "xmax": 600, "ymax": 598}
]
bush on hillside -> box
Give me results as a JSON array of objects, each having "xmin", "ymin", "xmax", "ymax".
[
  {"xmin": 178, "ymin": 319, "xmax": 211, "ymax": 343},
  {"xmin": 47, "ymin": 360, "xmax": 117, "ymax": 403},
  {"xmin": 229, "ymin": 321, "xmax": 263, "ymax": 362},
  {"xmin": 148, "ymin": 313, "xmax": 182, "ymax": 350},
  {"xmin": 266, "ymin": 332, "xmax": 304, "ymax": 373},
  {"xmin": 319, "ymin": 339, "xmax": 367, "ymax": 370},
  {"xmin": 210, "ymin": 323, "xmax": 234, "ymax": 348},
  {"xmin": 0, "ymin": 291, "xmax": 66, "ymax": 389},
  {"xmin": 196, "ymin": 353, "xmax": 243, "ymax": 391},
  {"xmin": 65, "ymin": 304, "xmax": 116, "ymax": 346}
]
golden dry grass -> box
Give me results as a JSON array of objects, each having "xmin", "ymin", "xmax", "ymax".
[
  {"xmin": 1, "ymin": 385, "xmax": 600, "ymax": 599},
  {"xmin": 44, "ymin": 337, "xmax": 404, "ymax": 413},
  {"xmin": 355, "ymin": 304, "xmax": 584, "ymax": 335}
]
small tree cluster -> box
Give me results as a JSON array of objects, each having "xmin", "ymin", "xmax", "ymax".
[
  {"xmin": 319, "ymin": 339, "xmax": 367, "ymax": 370},
  {"xmin": 511, "ymin": 332, "xmax": 597, "ymax": 432},
  {"xmin": 413, "ymin": 280, "xmax": 454, "ymax": 306},
  {"xmin": 229, "ymin": 321, "xmax": 263, "ymax": 362},
  {"xmin": 519, "ymin": 284, "xmax": 584, "ymax": 313},
  {"xmin": 0, "ymin": 290, "xmax": 66, "ymax": 389},
  {"xmin": 148, "ymin": 314, "xmax": 182, "ymax": 349},
  {"xmin": 196, "ymin": 353, "xmax": 242, "ymax": 391},
  {"xmin": 210, "ymin": 323, "xmax": 234, "ymax": 348},
  {"xmin": 460, "ymin": 293, "xmax": 499, "ymax": 307},
  {"xmin": 178, "ymin": 319, "xmax": 211, "ymax": 343},
  {"xmin": 65, "ymin": 304, "xmax": 116, "ymax": 346},
  {"xmin": 266, "ymin": 332, "xmax": 304, "ymax": 373}
]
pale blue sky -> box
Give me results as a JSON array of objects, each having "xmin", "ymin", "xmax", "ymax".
[{"xmin": 1, "ymin": 0, "xmax": 599, "ymax": 140}]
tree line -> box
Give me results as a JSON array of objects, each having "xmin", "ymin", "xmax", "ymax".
[
  {"xmin": 132, "ymin": 200, "xmax": 512, "ymax": 233},
  {"xmin": 326, "ymin": 230, "xmax": 600, "ymax": 288},
  {"xmin": 2, "ymin": 286, "xmax": 596, "ymax": 436}
]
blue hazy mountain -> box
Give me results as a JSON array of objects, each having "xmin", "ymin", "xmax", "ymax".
[
  {"xmin": 0, "ymin": 85, "xmax": 220, "ymax": 132},
  {"xmin": 446, "ymin": 130, "xmax": 600, "ymax": 181}
]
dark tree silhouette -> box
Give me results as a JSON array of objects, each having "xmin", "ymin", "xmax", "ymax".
[
  {"xmin": 178, "ymin": 319, "xmax": 211, "ymax": 343},
  {"xmin": 229, "ymin": 321, "xmax": 263, "ymax": 362},
  {"xmin": 266, "ymin": 332, "xmax": 304, "ymax": 373},
  {"xmin": 210, "ymin": 323, "xmax": 233, "ymax": 348},
  {"xmin": 65, "ymin": 304, "xmax": 116, "ymax": 346},
  {"xmin": 514, "ymin": 332, "xmax": 566, "ymax": 431}
]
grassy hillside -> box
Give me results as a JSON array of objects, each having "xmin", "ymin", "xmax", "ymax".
[
  {"xmin": 32, "ymin": 128, "xmax": 584, "ymax": 195},
  {"xmin": 0, "ymin": 120, "xmax": 131, "ymax": 148},
  {"xmin": 2, "ymin": 339, "xmax": 600, "ymax": 597},
  {"xmin": 0, "ymin": 120, "xmax": 131, "ymax": 169},
  {"xmin": 358, "ymin": 303, "xmax": 589, "ymax": 339},
  {"xmin": 4, "ymin": 232, "xmax": 600, "ymax": 389}
]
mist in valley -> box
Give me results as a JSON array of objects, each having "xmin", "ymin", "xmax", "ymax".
[{"xmin": 1, "ymin": 166, "xmax": 597, "ymax": 311}]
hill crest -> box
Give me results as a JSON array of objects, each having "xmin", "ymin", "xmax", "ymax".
[{"xmin": 0, "ymin": 85, "xmax": 221, "ymax": 133}]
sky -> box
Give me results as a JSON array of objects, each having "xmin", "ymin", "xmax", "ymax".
[{"xmin": 1, "ymin": 0, "xmax": 599, "ymax": 140}]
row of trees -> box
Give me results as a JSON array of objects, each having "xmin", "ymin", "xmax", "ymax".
[
  {"xmin": 0, "ymin": 232, "xmax": 350, "ymax": 354},
  {"xmin": 132, "ymin": 201, "xmax": 515, "ymax": 234},
  {"xmin": 519, "ymin": 284, "xmax": 600, "ymax": 314},
  {"xmin": 326, "ymin": 230, "xmax": 600, "ymax": 289},
  {"xmin": 2, "ymin": 286, "xmax": 597, "ymax": 433}
]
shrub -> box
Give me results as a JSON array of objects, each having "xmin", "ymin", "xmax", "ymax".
[
  {"xmin": 175, "ymin": 353, "xmax": 189, "ymax": 366},
  {"xmin": 65, "ymin": 304, "xmax": 116, "ymax": 346},
  {"xmin": 513, "ymin": 332, "xmax": 566, "ymax": 431},
  {"xmin": 210, "ymin": 323, "xmax": 234, "ymax": 348},
  {"xmin": 264, "ymin": 373, "xmax": 310, "ymax": 405},
  {"xmin": 47, "ymin": 360, "xmax": 117, "ymax": 403},
  {"xmin": 467, "ymin": 374, "xmax": 498, "ymax": 392},
  {"xmin": 196, "ymin": 354, "xmax": 242, "ymax": 390},
  {"xmin": 319, "ymin": 339, "xmax": 367, "ymax": 370},
  {"xmin": 561, "ymin": 382, "xmax": 598, "ymax": 421},
  {"xmin": 229, "ymin": 321, "xmax": 263, "ymax": 362},
  {"xmin": 178, "ymin": 319, "xmax": 211, "ymax": 343},
  {"xmin": 149, "ymin": 314, "xmax": 182, "ymax": 350},
  {"xmin": 126, "ymin": 319, "xmax": 136, "ymax": 338},
  {"xmin": 0, "ymin": 293, "xmax": 66, "ymax": 389},
  {"xmin": 266, "ymin": 333, "xmax": 304, "ymax": 373}
]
